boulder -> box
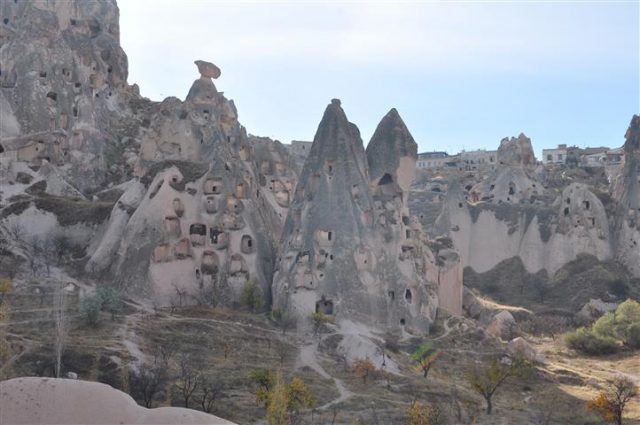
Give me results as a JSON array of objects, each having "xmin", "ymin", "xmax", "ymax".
[
  {"xmin": 486, "ymin": 310, "xmax": 519, "ymax": 340},
  {"xmin": 576, "ymin": 298, "xmax": 618, "ymax": 324},
  {"xmin": 195, "ymin": 60, "xmax": 221, "ymax": 79},
  {"xmin": 507, "ymin": 337, "xmax": 546, "ymax": 363},
  {"xmin": 0, "ymin": 377, "xmax": 236, "ymax": 424}
]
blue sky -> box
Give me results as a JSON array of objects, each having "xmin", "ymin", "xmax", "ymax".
[{"xmin": 118, "ymin": 0, "xmax": 639, "ymax": 158}]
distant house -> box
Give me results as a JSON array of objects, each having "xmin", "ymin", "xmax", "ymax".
[
  {"xmin": 417, "ymin": 151, "xmax": 449, "ymax": 169},
  {"xmin": 542, "ymin": 144, "xmax": 568, "ymax": 165},
  {"xmin": 459, "ymin": 149, "xmax": 497, "ymax": 170}
]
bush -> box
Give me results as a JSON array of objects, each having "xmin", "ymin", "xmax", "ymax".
[
  {"xmin": 80, "ymin": 296, "xmax": 102, "ymax": 327},
  {"xmin": 625, "ymin": 323, "xmax": 640, "ymax": 349},
  {"xmin": 240, "ymin": 279, "xmax": 263, "ymax": 312},
  {"xmin": 565, "ymin": 328, "xmax": 618, "ymax": 355}
]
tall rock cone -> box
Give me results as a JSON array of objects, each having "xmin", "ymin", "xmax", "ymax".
[
  {"xmin": 613, "ymin": 115, "xmax": 640, "ymax": 276},
  {"xmin": 272, "ymin": 101, "xmax": 437, "ymax": 334},
  {"xmin": 366, "ymin": 108, "xmax": 418, "ymax": 199}
]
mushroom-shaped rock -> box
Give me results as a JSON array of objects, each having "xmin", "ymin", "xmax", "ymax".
[{"xmin": 195, "ymin": 60, "xmax": 221, "ymax": 79}]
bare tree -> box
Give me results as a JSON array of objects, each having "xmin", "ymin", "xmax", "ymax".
[
  {"xmin": 587, "ymin": 376, "xmax": 638, "ymax": 425},
  {"xmin": 197, "ymin": 377, "xmax": 224, "ymax": 413},
  {"xmin": 53, "ymin": 282, "xmax": 68, "ymax": 378},
  {"xmin": 176, "ymin": 353, "xmax": 201, "ymax": 408},
  {"xmin": 173, "ymin": 283, "xmax": 187, "ymax": 308},
  {"xmin": 129, "ymin": 365, "xmax": 167, "ymax": 408}
]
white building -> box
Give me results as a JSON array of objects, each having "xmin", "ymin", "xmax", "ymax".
[
  {"xmin": 417, "ymin": 152, "xmax": 449, "ymax": 169},
  {"xmin": 542, "ymin": 144, "xmax": 567, "ymax": 165},
  {"xmin": 459, "ymin": 149, "xmax": 497, "ymax": 169}
]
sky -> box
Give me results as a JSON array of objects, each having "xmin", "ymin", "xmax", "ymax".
[{"xmin": 118, "ymin": 0, "xmax": 640, "ymax": 158}]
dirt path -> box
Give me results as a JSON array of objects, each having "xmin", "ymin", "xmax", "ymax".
[{"xmin": 297, "ymin": 338, "xmax": 354, "ymax": 410}]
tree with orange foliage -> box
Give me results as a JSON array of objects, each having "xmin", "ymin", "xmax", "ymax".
[
  {"xmin": 587, "ymin": 376, "xmax": 637, "ymax": 425},
  {"xmin": 352, "ymin": 357, "xmax": 377, "ymax": 384}
]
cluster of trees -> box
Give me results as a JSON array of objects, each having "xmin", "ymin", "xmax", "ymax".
[
  {"xmin": 79, "ymin": 287, "xmax": 124, "ymax": 327},
  {"xmin": 129, "ymin": 347, "xmax": 225, "ymax": 414},
  {"xmin": 0, "ymin": 222, "xmax": 75, "ymax": 278},
  {"xmin": 249, "ymin": 368, "xmax": 315, "ymax": 425},
  {"xmin": 566, "ymin": 299, "xmax": 640, "ymax": 355},
  {"xmin": 587, "ymin": 376, "xmax": 638, "ymax": 425}
]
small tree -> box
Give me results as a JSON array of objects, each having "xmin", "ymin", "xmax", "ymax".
[
  {"xmin": 411, "ymin": 341, "xmax": 443, "ymax": 379},
  {"xmin": 240, "ymin": 279, "xmax": 263, "ymax": 312},
  {"xmin": 310, "ymin": 311, "xmax": 334, "ymax": 337},
  {"xmin": 197, "ymin": 377, "xmax": 225, "ymax": 413},
  {"xmin": 98, "ymin": 287, "xmax": 123, "ymax": 320},
  {"xmin": 129, "ymin": 364, "xmax": 167, "ymax": 408},
  {"xmin": 407, "ymin": 401, "xmax": 446, "ymax": 425},
  {"xmin": 80, "ymin": 295, "xmax": 103, "ymax": 327},
  {"xmin": 352, "ymin": 357, "xmax": 376, "ymax": 384},
  {"xmin": 53, "ymin": 283, "xmax": 69, "ymax": 378},
  {"xmin": 587, "ymin": 376, "xmax": 637, "ymax": 425},
  {"xmin": 175, "ymin": 353, "xmax": 201, "ymax": 408},
  {"xmin": 465, "ymin": 356, "xmax": 532, "ymax": 414},
  {"xmin": 249, "ymin": 368, "xmax": 276, "ymax": 407}
]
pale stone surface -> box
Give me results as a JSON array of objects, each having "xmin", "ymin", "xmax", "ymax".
[
  {"xmin": 272, "ymin": 101, "xmax": 439, "ymax": 334},
  {"xmin": 507, "ymin": 337, "xmax": 546, "ymax": 363},
  {"xmin": 0, "ymin": 377, "xmax": 236, "ymax": 425},
  {"xmin": 486, "ymin": 310, "xmax": 518, "ymax": 340},
  {"xmin": 195, "ymin": 60, "xmax": 222, "ymax": 79}
]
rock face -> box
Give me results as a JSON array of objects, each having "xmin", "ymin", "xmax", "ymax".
[
  {"xmin": 0, "ymin": 0, "xmax": 138, "ymax": 190},
  {"xmin": 87, "ymin": 63, "xmax": 297, "ymax": 308},
  {"xmin": 486, "ymin": 310, "xmax": 519, "ymax": 340},
  {"xmin": 497, "ymin": 133, "xmax": 536, "ymax": 167},
  {"xmin": 366, "ymin": 108, "xmax": 418, "ymax": 195},
  {"xmin": 195, "ymin": 60, "xmax": 221, "ymax": 79},
  {"xmin": 612, "ymin": 115, "xmax": 640, "ymax": 276},
  {"xmin": 507, "ymin": 337, "xmax": 545, "ymax": 363},
  {"xmin": 0, "ymin": 377, "xmax": 236, "ymax": 424},
  {"xmin": 272, "ymin": 101, "xmax": 437, "ymax": 334}
]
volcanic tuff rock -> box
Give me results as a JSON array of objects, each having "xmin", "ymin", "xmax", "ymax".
[
  {"xmin": 88, "ymin": 63, "xmax": 298, "ymax": 307},
  {"xmin": 497, "ymin": 133, "xmax": 536, "ymax": 167},
  {"xmin": 612, "ymin": 115, "xmax": 640, "ymax": 276},
  {"xmin": 272, "ymin": 101, "xmax": 439, "ymax": 334},
  {"xmin": 0, "ymin": 0, "xmax": 138, "ymax": 190},
  {"xmin": 0, "ymin": 377, "xmax": 237, "ymax": 424}
]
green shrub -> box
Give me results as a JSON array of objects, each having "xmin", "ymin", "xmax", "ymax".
[
  {"xmin": 80, "ymin": 296, "xmax": 102, "ymax": 327},
  {"xmin": 565, "ymin": 327, "xmax": 618, "ymax": 355},
  {"xmin": 240, "ymin": 279, "xmax": 263, "ymax": 312},
  {"xmin": 625, "ymin": 323, "xmax": 640, "ymax": 349}
]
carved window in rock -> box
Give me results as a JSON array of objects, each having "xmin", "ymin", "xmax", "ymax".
[
  {"xmin": 564, "ymin": 207, "xmax": 569, "ymax": 216},
  {"xmin": 241, "ymin": 235, "xmax": 254, "ymax": 254},
  {"xmin": 378, "ymin": 173, "xmax": 393, "ymax": 186},
  {"xmin": 203, "ymin": 178, "xmax": 222, "ymax": 195},
  {"xmin": 388, "ymin": 291, "xmax": 395, "ymax": 300},
  {"xmin": 324, "ymin": 160, "xmax": 335, "ymax": 175},
  {"xmin": 508, "ymin": 182, "xmax": 516, "ymax": 196},
  {"xmin": 189, "ymin": 223, "xmax": 207, "ymax": 246},
  {"xmin": 405, "ymin": 289, "xmax": 412, "ymax": 303},
  {"xmin": 204, "ymin": 196, "xmax": 217, "ymax": 214},
  {"xmin": 172, "ymin": 198, "xmax": 185, "ymax": 217},
  {"xmin": 583, "ymin": 200, "xmax": 590, "ymax": 210},
  {"xmin": 209, "ymin": 228, "xmax": 228, "ymax": 249},
  {"xmin": 315, "ymin": 297, "xmax": 334, "ymax": 315},
  {"xmin": 201, "ymin": 251, "xmax": 219, "ymax": 275},
  {"xmin": 0, "ymin": 144, "xmax": 4, "ymax": 154}
]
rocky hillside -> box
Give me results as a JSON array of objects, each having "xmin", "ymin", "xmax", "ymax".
[{"xmin": 0, "ymin": 1, "xmax": 638, "ymax": 424}]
